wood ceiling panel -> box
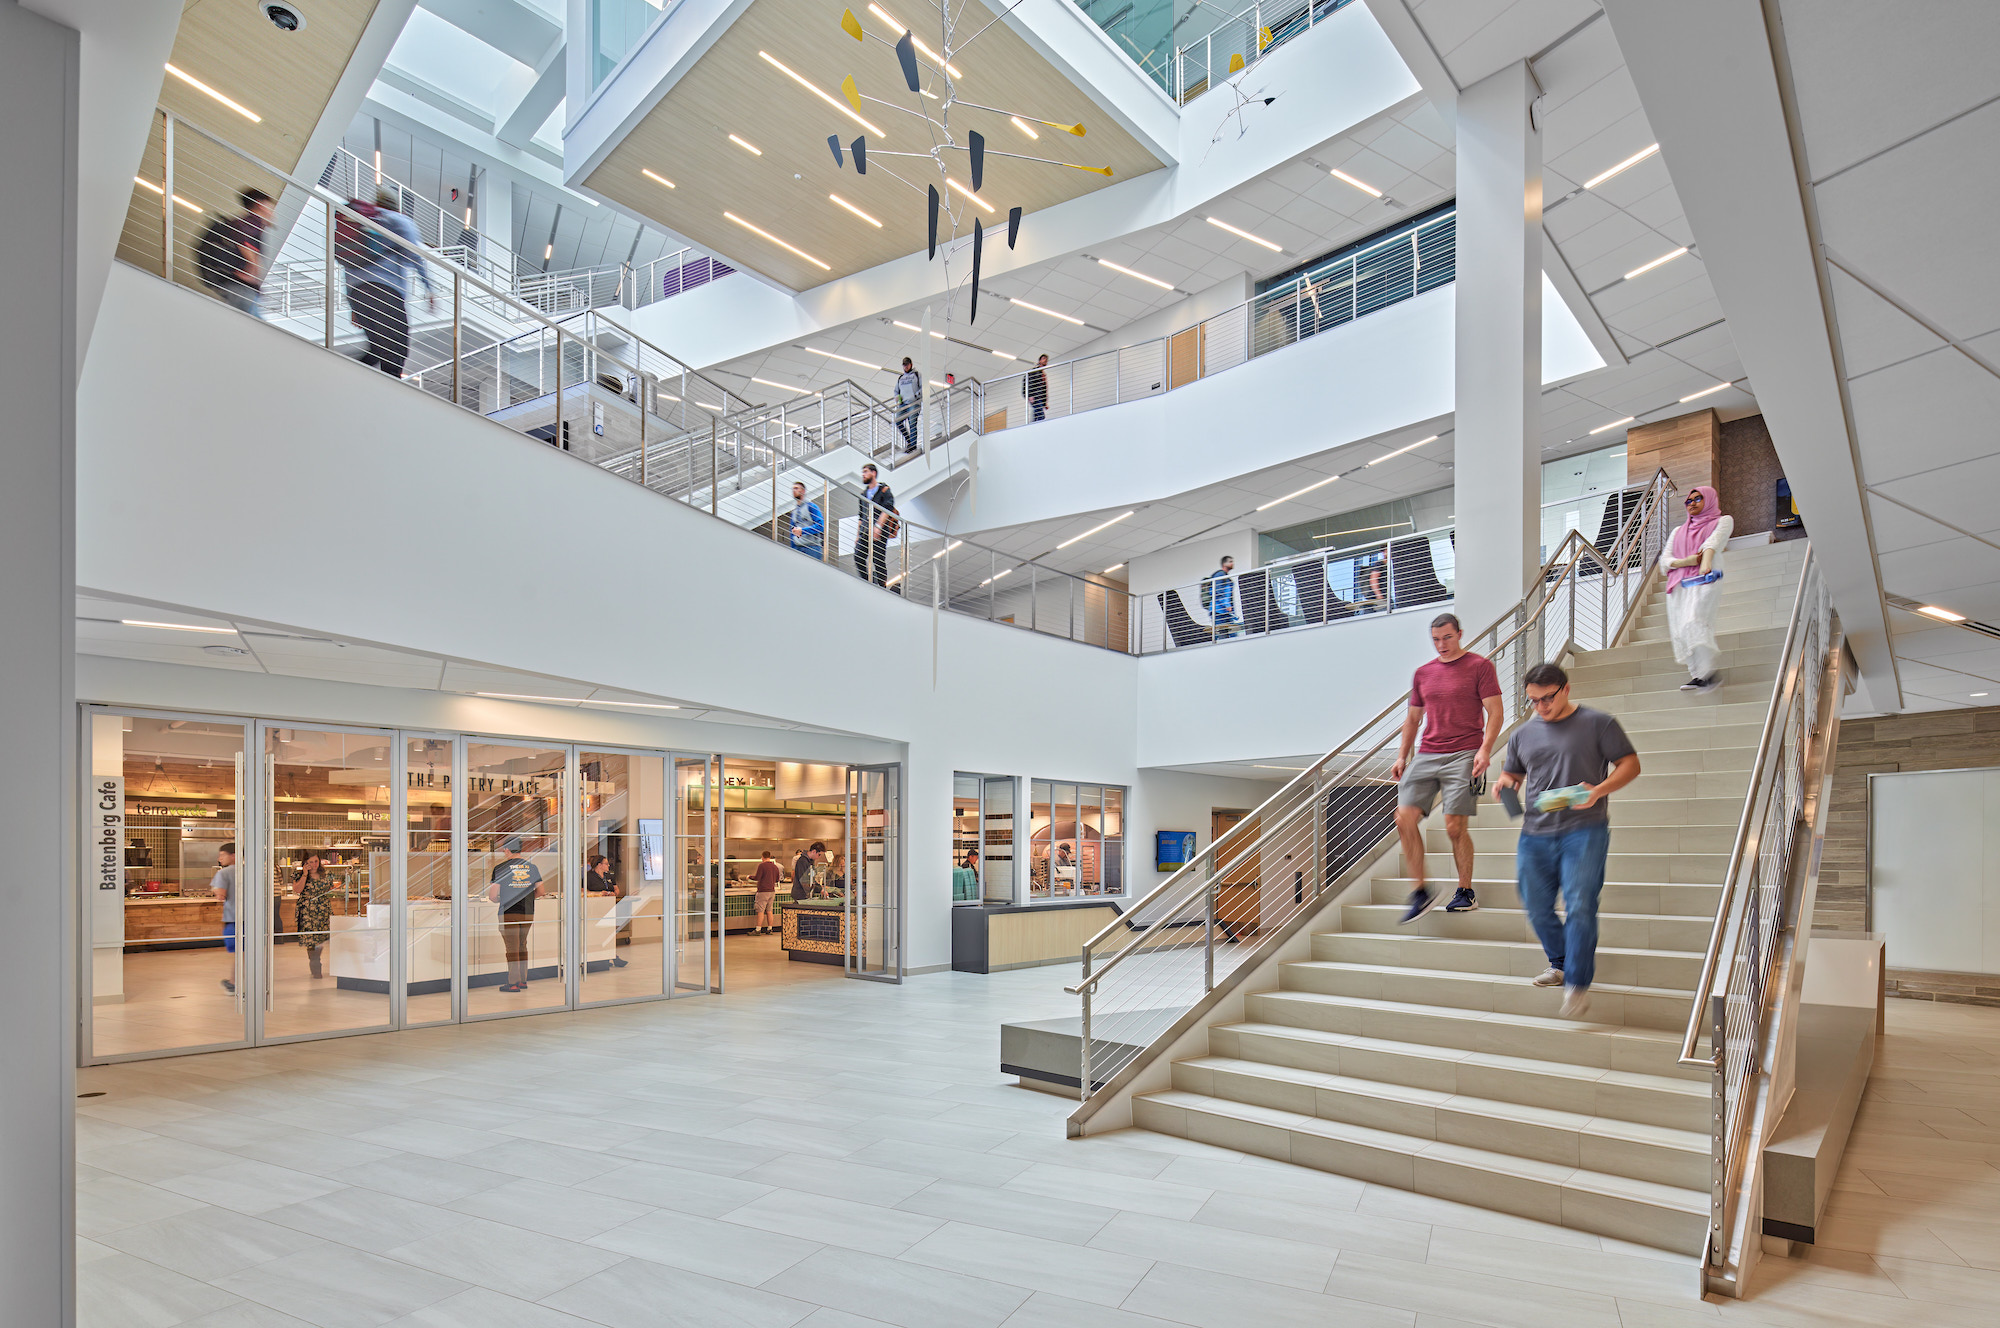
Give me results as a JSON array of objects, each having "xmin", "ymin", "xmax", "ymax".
[{"xmin": 585, "ymin": 0, "xmax": 1169, "ymax": 289}]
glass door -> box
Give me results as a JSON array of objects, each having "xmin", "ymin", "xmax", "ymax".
[
  {"xmin": 465, "ymin": 741, "xmax": 569, "ymax": 1017},
  {"xmin": 579, "ymin": 749, "xmax": 668, "ymax": 1004},
  {"xmin": 846, "ymin": 764, "xmax": 901, "ymax": 983},
  {"xmin": 402, "ymin": 734, "xmax": 457, "ymax": 1027},
  {"xmin": 674, "ymin": 754, "xmax": 719, "ymax": 993},
  {"xmin": 260, "ymin": 725, "xmax": 394, "ymax": 1041}
]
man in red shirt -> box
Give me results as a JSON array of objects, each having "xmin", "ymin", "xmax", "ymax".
[{"xmin": 1390, "ymin": 613, "xmax": 1503, "ymax": 922}]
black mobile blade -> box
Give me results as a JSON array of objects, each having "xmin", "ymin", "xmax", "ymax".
[
  {"xmin": 828, "ymin": 135, "xmax": 844, "ymax": 167},
  {"xmin": 927, "ymin": 184, "xmax": 939, "ymax": 259},
  {"xmin": 969, "ymin": 130, "xmax": 985, "ymax": 192},
  {"xmin": 895, "ymin": 31, "xmax": 920, "ymax": 91},
  {"xmin": 852, "ymin": 137, "xmax": 866, "ymax": 174},
  {"xmin": 970, "ymin": 217, "xmax": 983, "ymax": 323},
  {"xmin": 1007, "ymin": 205, "xmax": 1022, "ymax": 249}
]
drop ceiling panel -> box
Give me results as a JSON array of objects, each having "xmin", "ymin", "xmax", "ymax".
[
  {"xmin": 1870, "ymin": 451, "xmax": 2000, "ymax": 540},
  {"xmin": 583, "ymin": 0, "xmax": 1168, "ymax": 288},
  {"xmin": 1846, "ymin": 348, "xmax": 2000, "ymax": 483},
  {"xmin": 1878, "ymin": 536, "xmax": 2000, "ymax": 603},
  {"xmin": 1826, "ymin": 267, "xmax": 1947, "ymax": 379}
]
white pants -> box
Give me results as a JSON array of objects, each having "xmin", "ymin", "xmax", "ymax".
[{"xmin": 1667, "ymin": 580, "xmax": 1722, "ymax": 679}]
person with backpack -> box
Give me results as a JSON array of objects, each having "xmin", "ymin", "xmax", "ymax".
[
  {"xmin": 195, "ymin": 188, "xmax": 275, "ymax": 317},
  {"xmin": 854, "ymin": 463, "xmax": 898, "ymax": 588},
  {"xmin": 1025, "ymin": 354, "xmax": 1050, "ymax": 422},
  {"xmin": 788, "ymin": 481, "xmax": 825, "ymax": 560},
  {"xmin": 1202, "ymin": 555, "xmax": 1240, "ymax": 638},
  {"xmin": 894, "ymin": 357, "xmax": 922, "ymax": 453},
  {"xmin": 338, "ymin": 189, "xmax": 435, "ymax": 377}
]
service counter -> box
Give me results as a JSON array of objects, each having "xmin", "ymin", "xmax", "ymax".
[
  {"xmin": 320, "ymin": 890, "xmax": 667, "ymax": 993},
  {"xmin": 780, "ymin": 898, "xmax": 847, "ymax": 964},
  {"xmin": 952, "ymin": 899, "xmax": 1124, "ymax": 974}
]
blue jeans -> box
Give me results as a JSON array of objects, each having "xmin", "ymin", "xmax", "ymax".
[{"xmin": 1516, "ymin": 823, "xmax": 1610, "ymax": 990}]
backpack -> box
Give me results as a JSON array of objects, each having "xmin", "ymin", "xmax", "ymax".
[
  {"xmin": 334, "ymin": 200, "xmax": 386, "ymax": 269},
  {"xmin": 194, "ymin": 216, "xmax": 239, "ymax": 287}
]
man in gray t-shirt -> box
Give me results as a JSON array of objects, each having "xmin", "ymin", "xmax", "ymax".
[
  {"xmin": 1495, "ymin": 663, "xmax": 1641, "ymax": 1019},
  {"xmin": 211, "ymin": 842, "xmax": 238, "ymax": 994}
]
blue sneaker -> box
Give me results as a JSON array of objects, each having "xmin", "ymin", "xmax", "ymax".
[
  {"xmin": 1445, "ymin": 888, "xmax": 1478, "ymax": 913},
  {"xmin": 1399, "ymin": 889, "xmax": 1439, "ymax": 924}
]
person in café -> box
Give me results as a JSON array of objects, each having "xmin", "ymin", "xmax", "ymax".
[
  {"xmin": 487, "ymin": 837, "xmax": 543, "ymax": 992},
  {"xmin": 585, "ymin": 853, "xmax": 629, "ymax": 968},
  {"xmin": 293, "ymin": 849, "xmax": 336, "ymax": 980}
]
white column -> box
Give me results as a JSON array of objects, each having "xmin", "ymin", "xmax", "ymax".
[
  {"xmin": 0, "ymin": 4, "xmax": 80, "ymax": 1323},
  {"xmin": 1452, "ymin": 61, "xmax": 1542, "ymax": 633},
  {"xmin": 478, "ymin": 169, "xmax": 516, "ymax": 277}
]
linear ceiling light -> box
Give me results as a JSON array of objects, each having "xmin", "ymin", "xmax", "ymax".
[
  {"xmin": 1366, "ymin": 434, "xmax": 1438, "ymax": 465},
  {"xmin": 725, "ymin": 211, "xmax": 830, "ymax": 270},
  {"xmin": 1583, "ymin": 143, "xmax": 1660, "ymax": 190},
  {"xmin": 759, "ymin": 51, "xmax": 887, "ymax": 136},
  {"xmin": 1010, "ymin": 116, "xmax": 1039, "ymax": 140},
  {"xmin": 1206, "ymin": 216, "xmax": 1282, "ymax": 252},
  {"xmin": 867, "ymin": 4, "xmax": 963, "ymax": 76},
  {"xmin": 1624, "ymin": 247, "xmax": 1688, "ymax": 281},
  {"xmin": 729, "ymin": 133, "xmax": 764, "ymax": 156},
  {"xmin": 1589, "ymin": 416, "xmax": 1636, "ymax": 435},
  {"xmin": 1096, "ymin": 258, "xmax": 1174, "ymax": 291},
  {"xmin": 1102, "ymin": 562, "xmax": 1125, "ymax": 574},
  {"xmin": 1328, "ymin": 167, "xmax": 1381, "ymax": 198},
  {"xmin": 931, "ymin": 539, "xmax": 965, "ymax": 560},
  {"xmin": 830, "ymin": 193, "xmax": 883, "ymax": 227},
  {"xmin": 641, "ymin": 167, "xmax": 676, "ymax": 189},
  {"xmin": 1056, "ymin": 510, "xmax": 1134, "ymax": 548},
  {"xmin": 752, "ymin": 376, "xmax": 819, "ymax": 396},
  {"xmin": 1256, "ymin": 475, "xmax": 1337, "ymax": 511},
  {"xmin": 1973, "ymin": 692, "xmax": 1990, "ymax": 698},
  {"xmin": 1010, "ymin": 297, "xmax": 1083, "ymax": 325},
  {"xmin": 991, "ymin": 349, "xmax": 1018, "ymax": 360},
  {"xmin": 121, "ymin": 619, "xmax": 235, "ymax": 634},
  {"xmin": 164, "ymin": 63, "xmax": 261, "ymax": 122},
  {"xmin": 133, "ymin": 177, "xmax": 202, "ymax": 212},
  {"xmin": 1679, "ymin": 381, "xmax": 1732, "ymax": 402},
  {"xmin": 1917, "ymin": 605, "xmax": 1967, "ymax": 622},
  {"xmin": 945, "ymin": 176, "xmax": 995, "ymax": 213},
  {"xmin": 980, "ymin": 568, "xmax": 1013, "ymax": 586},
  {"xmin": 893, "ymin": 319, "xmax": 946, "ymax": 339},
  {"xmin": 475, "ymin": 692, "xmax": 681, "ymax": 708},
  {"xmin": 805, "ymin": 346, "xmax": 883, "ymax": 370}
]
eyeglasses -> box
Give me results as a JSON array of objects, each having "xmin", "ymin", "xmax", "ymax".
[
  {"xmin": 1684, "ymin": 496, "xmax": 1703, "ymax": 506},
  {"xmin": 1526, "ymin": 691, "xmax": 1566, "ymax": 708}
]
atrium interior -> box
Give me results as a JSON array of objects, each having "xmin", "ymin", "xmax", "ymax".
[{"xmin": 7, "ymin": 0, "xmax": 2000, "ymax": 1324}]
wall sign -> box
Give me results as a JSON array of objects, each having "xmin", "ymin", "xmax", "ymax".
[
  {"xmin": 94, "ymin": 777, "xmax": 124, "ymax": 891},
  {"xmin": 1156, "ymin": 830, "xmax": 1196, "ymax": 873}
]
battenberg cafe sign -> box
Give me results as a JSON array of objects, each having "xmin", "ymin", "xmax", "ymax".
[{"xmin": 94, "ymin": 777, "xmax": 124, "ymax": 892}]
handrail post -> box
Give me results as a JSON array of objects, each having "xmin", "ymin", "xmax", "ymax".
[
  {"xmin": 1709, "ymin": 990, "xmax": 1726, "ymax": 1266},
  {"xmin": 451, "ymin": 271, "xmax": 462, "ymax": 405},
  {"xmin": 553, "ymin": 330, "xmax": 564, "ymax": 450},
  {"xmin": 1078, "ymin": 950, "xmax": 1094, "ymax": 1099},
  {"xmin": 710, "ymin": 417, "xmax": 718, "ymax": 515},
  {"xmin": 822, "ymin": 479, "xmax": 833, "ymax": 563},
  {"xmin": 160, "ymin": 111, "xmax": 176, "ymax": 281},
  {"xmin": 323, "ymin": 198, "xmax": 336, "ymax": 349},
  {"xmin": 1203, "ymin": 883, "xmax": 1215, "ymax": 990}
]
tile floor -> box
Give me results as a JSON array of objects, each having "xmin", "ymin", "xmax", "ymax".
[{"xmin": 74, "ymin": 965, "xmax": 2000, "ymax": 1327}]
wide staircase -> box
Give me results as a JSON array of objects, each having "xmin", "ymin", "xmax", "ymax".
[{"xmin": 1127, "ymin": 539, "xmax": 1807, "ymax": 1256}]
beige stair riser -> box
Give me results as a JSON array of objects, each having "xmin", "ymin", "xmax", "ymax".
[
  {"xmin": 1587, "ymin": 626, "xmax": 1787, "ymax": 665},
  {"xmin": 1610, "ymin": 703, "xmax": 1767, "ymax": 731},
  {"xmin": 1309, "ymin": 936, "xmax": 1702, "ymax": 988},
  {"xmin": 1336, "ymin": 904, "xmax": 1713, "ymax": 951},
  {"xmin": 1177, "ymin": 1062, "xmax": 1709, "ymax": 1190},
  {"xmin": 1612, "ymin": 746, "xmax": 1755, "ymax": 775},
  {"xmin": 1573, "ymin": 665, "xmax": 1780, "ymax": 698},
  {"xmin": 1275, "ymin": 963, "xmax": 1692, "ymax": 1030},
  {"xmin": 1595, "ymin": 687, "xmax": 1777, "ymax": 717},
  {"xmin": 1204, "ymin": 1027, "xmax": 1709, "ymax": 1130},
  {"xmin": 1370, "ymin": 877, "xmax": 1723, "ymax": 914},
  {"xmin": 1442, "ymin": 792, "xmax": 1746, "ymax": 832},
  {"xmin": 1404, "ymin": 851, "xmax": 1729, "ymax": 884},
  {"xmin": 1628, "ymin": 723, "xmax": 1763, "ymax": 751},
  {"xmin": 1426, "ymin": 824, "xmax": 1738, "ymax": 854}
]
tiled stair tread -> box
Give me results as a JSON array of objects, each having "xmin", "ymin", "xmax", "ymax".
[
  {"xmin": 1344, "ymin": 902, "xmax": 1711, "ymax": 931},
  {"xmin": 1281, "ymin": 959, "xmax": 1698, "ymax": 1000},
  {"xmin": 1176, "ymin": 1055, "xmax": 1710, "ymax": 1153},
  {"xmin": 1216, "ymin": 1020, "xmax": 1712, "ymax": 1079},
  {"xmin": 1251, "ymin": 989, "xmax": 1697, "ymax": 1042},
  {"xmin": 1304, "ymin": 935, "xmax": 1704, "ymax": 964},
  {"xmin": 1138, "ymin": 1089, "xmax": 1710, "ymax": 1216}
]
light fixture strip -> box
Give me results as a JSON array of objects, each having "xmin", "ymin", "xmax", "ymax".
[
  {"xmin": 1583, "ymin": 143, "xmax": 1660, "ymax": 190},
  {"xmin": 1009, "ymin": 297, "xmax": 1083, "ymax": 325},
  {"xmin": 1102, "ymin": 562, "xmax": 1125, "ymax": 574},
  {"xmin": 725, "ymin": 211, "xmax": 831, "ymax": 270},
  {"xmin": 830, "ymin": 193, "xmax": 883, "ymax": 227},
  {"xmin": 641, "ymin": 167, "xmax": 676, "ymax": 189},
  {"xmin": 1366, "ymin": 434, "xmax": 1439, "ymax": 466},
  {"xmin": 1623, "ymin": 247, "xmax": 1689, "ymax": 281},
  {"xmin": 752, "ymin": 376, "xmax": 819, "ymax": 396},
  {"xmin": 474, "ymin": 692, "xmax": 680, "ymax": 708},
  {"xmin": 759, "ymin": 51, "xmax": 887, "ymax": 136},
  {"xmin": 805, "ymin": 346, "xmax": 883, "ymax": 370},
  {"xmin": 1916, "ymin": 605, "xmax": 1966, "ymax": 622},
  {"xmin": 1256, "ymin": 475, "xmax": 1337, "ymax": 512},
  {"xmin": 867, "ymin": 4, "xmax": 962, "ymax": 76},
  {"xmin": 121, "ymin": 619, "xmax": 236, "ymax": 634},
  {"xmin": 133, "ymin": 177, "xmax": 203, "ymax": 212},
  {"xmin": 945, "ymin": 176, "xmax": 995, "ymax": 213},
  {"xmin": 1679, "ymin": 381, "xmax": 1732, "ymax": 402},
  {"xmin": 1096, "ymin": 258, "xmax": 1174, "ymax": 291},
  {"xmin": 729, "ymin": 133, "xmax": 764, "ymax": 156},
  {"xmin": 1010, "ymin": 116, "xmax": 1039, "ymax": 140},
  {"xmin": 164, "ymin": 62, "xmax": 261, "ymax": 122},
  {"xmin": 1206, "ymin": 216, "xmax": 1282, "ymax": 252},
  {"xmin": 1588, "ymin": 416, "xmax": 1637, "ymax": 435},
  {"xmin": 1056, "ymin": 510, "xmax": 1134, "ymax": 549},
  {"xmin": 1328, "ymin": 167, "xmax": 1382, "ymax": 197}
]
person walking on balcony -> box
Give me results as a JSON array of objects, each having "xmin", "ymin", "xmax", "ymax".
[
  {"xmin": 194, "ymin": 188, "xmax": 275, "ymax": 317},
  {"xmin": 789, "ymin": 481, "xmax": 825, "ymax": 560},
  {"xmin": 1495, "ymin": 662, "xmax": 1642, "ymax": 1019},
  {"xmin": 1662, "ymin": 485, "xmax": 1734, "ymax": 693},
  {"xmin": 1202, "ymin": 556, "xmax": 1241, "ymax": 637},
  {"xmin": 1026, "ymin": 354, "xmax": 1050, "ymax": 422},
  {"xmin": 895, "ymin": 357, "xmax": 923, "ymax": 453},
  {"xmin": 855, "ymin": 463, "xmax": 898, "ymax": 588},
  {"xmin": 1391, "ymin": 613, "xmax": 1504, "ymax": 922},
  {"xmin": 341, "ymin": 190, "xmax": 435, "ymax": 378}
]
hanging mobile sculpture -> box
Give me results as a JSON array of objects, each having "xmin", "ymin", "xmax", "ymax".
[{"xmin": 825, "ymin": 3, "xmax": 1114, "ymax": 325}]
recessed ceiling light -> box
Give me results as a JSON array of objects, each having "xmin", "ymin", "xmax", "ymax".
[
  {"xmin": 132, "ymin": 177, "xmax": 202, "ymax": 212},
  {"xmin": 830, "ymin": 193, "xmax": 883, "ymax": 227},
  {"xmin": 164, "ymin": 63, "xmax": 261, "ymax": 122},
  {"xmin": 121, "ymin": 619, "xmax": 236, "ymax": 634},
  {"xmin": 1917, "ymin": 605, "xmax": 1966, "ymax": 622},
  {"xmin": 1102, "ymin": 562, "xmax": 1125, "ymax": 574},
  {"xmin": 1679, "ymin": 382, "xmax": 1732, "ymax": 402},
  {"xmin": 980, "ymin": 568, "xmax": 1013, "ymax": 586},
  {"xmin": 1010, "ymin": 116, "xmax": 1039, "ymax": 140},
  {"xmin": 1009, "ymin": 297, "xmax": 1083, "ymax": 325},
  {"xmin": 806, "ymin": 346, "xmax": 883, "ymax": 370},
  {"xmin": 1624, "ymin": 247, "xmax": 1689, "ymax": 281},
  {"xmin": 759, "ymin": 51, "xmax": 887, "ymax": 136},
  {"xmin": 1972, "ymin": 692, "xmax": 1990, "ymax": 698},
  {"xmin": 752, "ymin": 376, "xmax": 819, "ymax": 396},
  {"xmin": 1328, "ymin": 167, "xmax": 1381, "ymax": 198},
  {"xmin": 1056, "ymin": 510, "xmax": 1134, "ymax": 549},
  {"xmin": 868, "ymin": 4, "xmax": 962, "ymax": 77},
  {"xmin": 1206, "ymin": 216, "xmax": 1282, "ymax": 252},
  {"xmin": 931, "ymin": 539, "xmax": 965, "ymax": 560},
  {"xmin": 725, "ymin": 211, "xmax": 830, "ymax": 270},
  {"xmin": 991, "ymin": 349, "xmax": 1018, "ymax": 360},
  {"xmin": 1366, "ymin": 434, "xmax": 1438, "ymax": 465},
  {"xmin": 1256, "ymin": 475, "xmax": 1337, "ymax": 512},
  {"xmin": 1254, "ymin": 764, "xmax": 1309, "ymax": 771},
  {"xmin": 892, "ymin": 320, "xmax": 946, "ymax": 339},
  {"xmin": 729, "ymin": 133, "xmax": 764, "ymax": 156},
  {"xmin": 641, "ymin": 167, "xmax": 676, "ymax": 190},
  {"xmin": 1583, "ymin": 143, "xmax": 1660, "ymax": 190},
  {"xmin": 1589, "ymin": 416, "xmax": 1636, "ymax": 435},
  {"xmin": 544, "ymin": 243, "xmax": 553, "ymax": 259},
  {"xmin": 1096, "ymin": 257, "xmax": 1174, "ymax": 291},
  {"xmin": 475, "ymin": 692, "xmax": 681, "ymax": 709},
  {"xmin": 945, "ymin": 177, "xmax": 995, "ymax": 213}
]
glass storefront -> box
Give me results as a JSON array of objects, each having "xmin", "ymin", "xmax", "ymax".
[
  {"xmin": 1028, "ymin": 781, "xmax": 1125, "ymax": 903},
  {"xmin": 953, "ymin": 774, "xmax": 1017, "ymax": 905},
  {"xmin": 81, "ymin": 706, "xmax": 900, "ymax": 1061}
]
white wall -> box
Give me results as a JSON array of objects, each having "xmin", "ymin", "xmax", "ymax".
[{"xmin": 1060, "ymin": 272, "xmax": 1255, "ymax": 364}]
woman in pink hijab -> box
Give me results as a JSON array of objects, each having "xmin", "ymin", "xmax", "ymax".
[{"xmin": 1661, "ymin": 485, "xmax": 1733, "ymax": 692}]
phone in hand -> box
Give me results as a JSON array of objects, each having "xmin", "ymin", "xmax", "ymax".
[{"xmin": 1497, "ymin": 785, "xmax": 1524, "ymax": 820}]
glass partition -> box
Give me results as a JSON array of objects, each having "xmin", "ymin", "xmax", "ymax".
[
  {"xmin": 404, "ymin": 734, "xmax": 456, "ymax": 1026},
  {"xmin": 591, "ymin": 0, "xmax": 666, "ymax": 88},
  {"xmin": 983, "ymin": 776, "xmax": 1017, "ymax": 904},
  {"xmin": 675, "ymin": 754, "xmax": 716, "ymax": 992},
  {"xmin": 1029, "ymin": 780, "xmax": 1126, "ymax": 903},
  {"xmin": 466, "ymin": 742, "xmax": 567, "ymax": 1017},
  {"xmin": 580, "ymin": 750, "xmax": 668, "ymax": 1003},
  {"xmin": 952, "ymin": 776, "xmax": 982, "ymax": 905}
]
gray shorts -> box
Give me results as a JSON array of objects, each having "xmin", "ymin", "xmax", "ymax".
[{"xmin": 1398, "ymin": 749, "xmax": 1478, "ymax": 818}]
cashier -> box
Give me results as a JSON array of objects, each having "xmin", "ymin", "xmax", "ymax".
[{"xmin": 585, "ymin": 854, "xmax": 619, "ymax": 895}]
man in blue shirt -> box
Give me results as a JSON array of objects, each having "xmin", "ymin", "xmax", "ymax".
[
  {"xmin": 788, "ymin": 481, "xmax": 825, "ymax": 559},
  {"xmin": 1203, "ymin": 556, "xmax": 1241, "ymax": 638},
  {"xmin": 210, "ymin": 842, "xmax": 238, "ymax": 993},
  {"xmin": 342, "ymin": 190, "xmax": 436, "ymax": 378}
]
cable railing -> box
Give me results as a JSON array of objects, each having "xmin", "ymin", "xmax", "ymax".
[
  {"xmin": 973, "ymin": 209, "xmax": 1454, "ymax": 434},
  {"xmin": 1678, "ymin": 543, "xmax": 1834, "ymax": 1278},
  {"xmin": 1172, "ymin": 0, "xmax": 1356, "ymax": 105},
  {"xmin": 1066, "ymin": 471, "xmax": 1677, "ymax": 1099}
]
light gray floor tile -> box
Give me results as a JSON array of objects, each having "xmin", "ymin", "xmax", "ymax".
[
  {"xmin": 160, "ymin": 1161, "xmax": 346, "ymax": 1216},
  {"xmin": 176, "ymin": 1304, "xmax": 321, "ymax": 1327},
  {"xmin": 77, "ymin": 1252, "xmax": 242, "ymax": 1328},
  {"xmin": 987, "ymin": 1136, "xmax": 1177, "ymax": 1180},
  {"xmin": 444, "ymin": 1176, "xmax": 650, "ymax": 1242},
  {"xmin": 846, "ymin": 1139, "xmax": 1035, "ymax": 1187},
  {"xmin": 1190, "ymin": 1191, "xmax": 1431, "ymax": 1261},
  {"xmin": 81, "ymin": 1136, "xmax": 245, "ymax": 1184},
  {"xmin": 798, "ymin": 1310, "xmax": 899, "ymax": 1328},
  {"xmin": 1089, "ymin": 1210, "xmax": 1335, "ymax": 1292},
  {"xmin": 1003, "ymin": 1164, "xmax": 1212, "ymax": 1221},
  {"xmin": 1119, "ymin": 1261, "xmax": 1414, "ymax": 1328},
  {"xmin": 263, "ymin": 1186, "xmax": 476, "ymax": 1254},
  {"xmin": 738, "ymin": 1153, "xmax": 935, "ymax": 1207},
  {"xmin": 99, "ymin": 1205, "xmax": 327, "ymax": 1283},
  {"xmin": 448, "ymin": 1140, "xmax": 628, "ymax": 1186},
  {"xmin": 350, "ymin": 1120, "xmax": 511, "ymax": 1160},
  {"xmin": 227, "ymin": 1132, "xmax": 402, "ymax": 1179},
  {"xmin": 1152, "ymin": 1154, "xmax": 1368, "ymax": 1210},
  {"xmin": 762, "ymin": 1247, "xmax": 1032, "ymax": 1328},
  {"xmin": 328, "ymin": 1154, "xmax": 510, "ymax": 1206},
  {"xmin": 1322, "ymin": 1250, "xmax": 1624, "ymax": 1328},
  {"xmin": 216, "ymin": 1243, "xmax": 468, "ymax": 1328},
  {"xmin": 902, "ymin": 1222, "xmax": 1152, "ymax": 1308},
  {"xmin": 588, "ymin": 1206, "xmax": 822, "ymax": 1284},
  {"xmin": 601, "ymin": 1127, "xmax": 785, "ymax": 1175},
  {"xmin": 999, "ymin": 1291, "xmax": 1189, "ymax": 1328},
  {"xmin": 577, "ymin": 1159, "xmax": 775, "ymax": 1216},
  {"xmin": 383, "ymin": 1215, "xmax": 626, "ymax": 1302},
  {"xmin": 896, "ymin": 1179, "xmax": 1121, "ymax": 1245},
  {"xmin": 384, "ymin": 1286, "xmax": 604, "ymax": 1327},
  {"xmin": 541, "ymin": 1256, "xmax": 817, "ymax": 1328},
  {"xmin": 78, "ymin": 1172, "xmax": 210, "ymax": 1237},
  {"xmin": 726, "ymin": 1188, "xmax": 945, "ymax": 1256}
]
